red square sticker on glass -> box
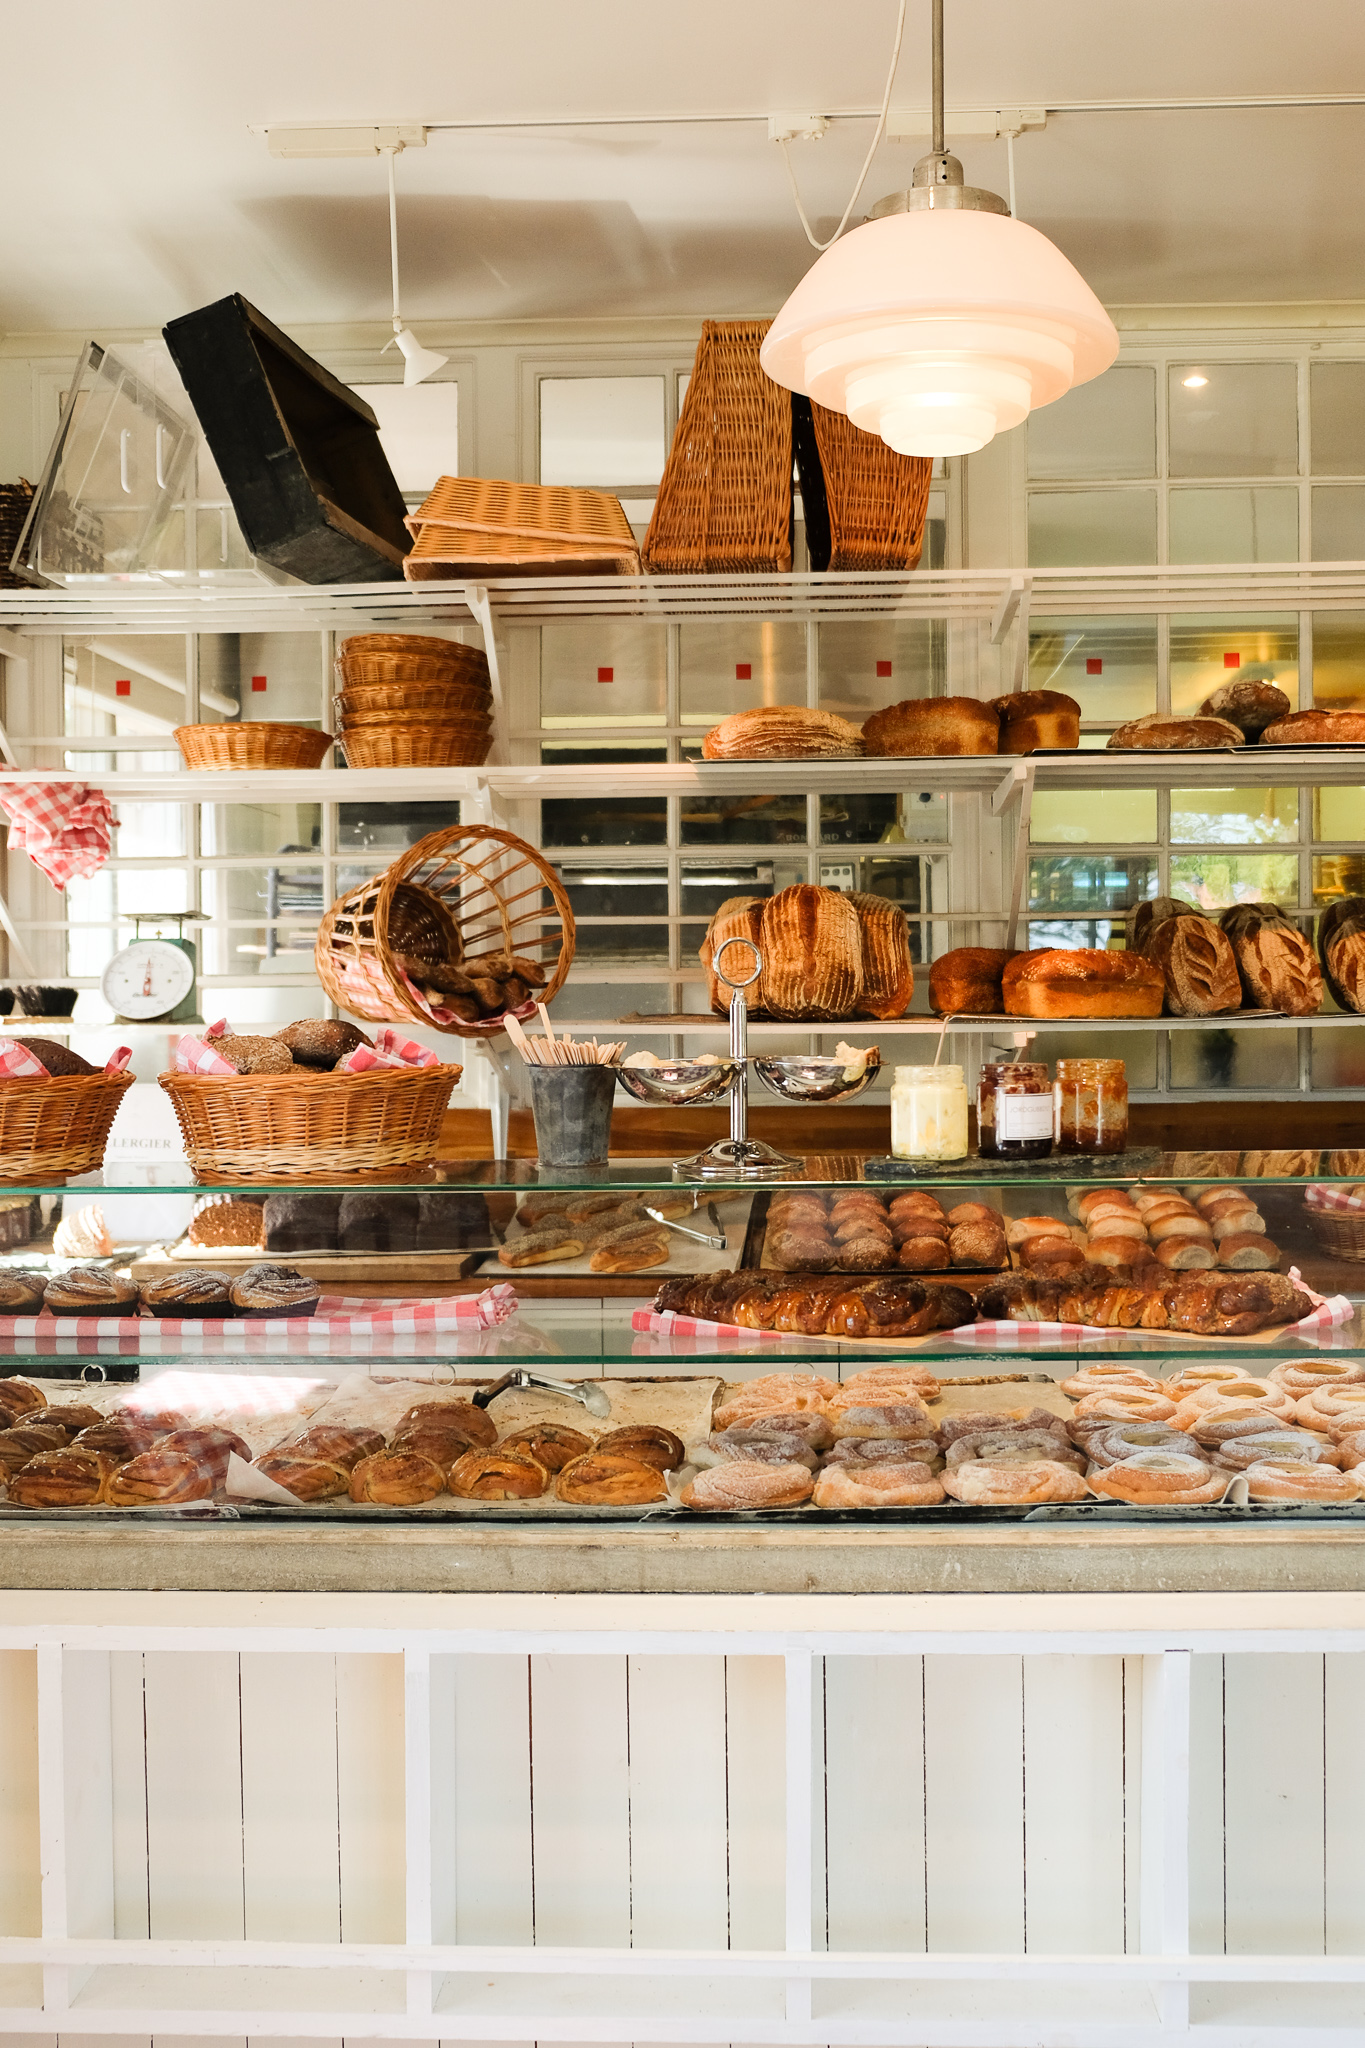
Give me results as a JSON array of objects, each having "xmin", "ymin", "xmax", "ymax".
[
  {"xmin": 596, "ymin": 666, "xmax": 614, "ymax": 682},
  {"xmin": 876, "ymin": 660, "xmax": 892, "ymax": 677},
  {"xmin": 1224, "ymin": 652, "xmax": 1241, "ymax": 669},
  {"xmin": 115, "ymin": 678, "xmax": 131, "ymax": 697},
  {"xmin": 1086, "ymin": 657, "xmax": 1103, "ymax": 675},
  {"xmin": 735, "ymin": 663, "xmax": 752, "ymax": 680},
  {"xmin": 251, "ymin": 674, "xmax": 267, "ymax": 692}
]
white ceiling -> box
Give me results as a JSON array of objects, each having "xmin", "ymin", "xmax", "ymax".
[{"xmin": 4, "ymin": 0, "xmax": 1365, "ymax": 335}]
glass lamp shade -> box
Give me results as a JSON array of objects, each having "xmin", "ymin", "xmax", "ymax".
[{"xmin": 760, "ymin": 208, "xmax": 1119, "ymax": 457}]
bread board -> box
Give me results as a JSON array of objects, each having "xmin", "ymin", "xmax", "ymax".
[
  {"xmin": 130, "ymin": 1246, "xmax": 489, "ymax": 1286},
  {"xmin": 863, "ymin": 1147, "xmax": 1163, "ymax": 1181}
]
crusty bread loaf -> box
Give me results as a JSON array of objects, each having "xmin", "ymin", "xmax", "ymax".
[
  {"xmin": 992, "ymin": 689, "xmax": 1080, "ymax": 753},
  {"xmin": 1199, "ymin": 677, "xmax": 1291, "ymax": 737},
  {"xmin": 1002, "ymin": 947, "xmax": 1165, "ymax": 1018},
  {"xmin": 1261, "ymin": 708, "xmax": 1365, "ymax": 745},
  {"xmin": 1141, "ymin": 913, "xmax": 1241, "ymax": 1016},
  {"xmin": 1130, "ymin": 896, "xmax": 1199, "ymax": 951},
  {"xmin": 702, "ymin": 706, "xmax": 864, "ymax": 760},
  {"xmin": 1239, "ymin": 1148, "xmax": 1320, "ymax": 1176},
  {"xmin": 928, "ymin": 946, "xmax": 1017, "ymax": 1015},
  {"xmin": 1219, "ymin": 903, "xmax": 1323, "ymax": 1015},
  {"xmin": 1318, "ymin": 896, "xmax": 1365, "ymax": 1013},
  {"xmin": 1108, "ymin": 714, "xmax": 1244, "ymax": 751},
  {"xmin": 863, "ymin": 696, "xmax": 1000, "ymax": 757},
  {"xmin": 847, "ymin": 892, "xmax": 914, "ymax": 1018},
  {"xmin": 760, "ymin": 885, "xmax": 863, "ymax": 1020},
  {"xmin": 700, "ymin": 896, "xmax": 765, "ymax": 1013}
]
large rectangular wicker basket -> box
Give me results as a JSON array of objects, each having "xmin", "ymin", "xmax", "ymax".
[
  {"xmin": 643, "ymin": 320, "xmax": 792, "ymax": 574},
  {"xmin": 403, "ymin": 477, "xmax": 640, "ymax": 581},
  {"xmin": 792, "ymin": 395, "xmax": 932, "ymax": 572},
  {"xmin": 158, "ymin": 1065, "xmax": 462, "ymax": 1183},
  {"xmin": 0, "ymin": 1071, "xmax": 135, "ymax": 1183}
]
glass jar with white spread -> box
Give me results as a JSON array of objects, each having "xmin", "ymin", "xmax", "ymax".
[{"xmin": 890, "ymin": 1063, "xmax": 969, "ymax": 1162}]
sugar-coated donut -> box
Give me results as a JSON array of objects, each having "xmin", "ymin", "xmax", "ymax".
[
  {"xmin": 1172, "ymin": 1379, "xmax": 1296, "ymax": 1430},
  {"xmin": 1295, "ymin": 1385, "xmax": 1365, "ymax": 1437},
  {"xmin": 1086, "ymin": 1422, "xmax": 1202, "ymax": 1468},
  {"xmin": 1072, "ymin": 1389, "xmax": 1178, "ymax": 1424},
  {"xmin": 1243, "ymin": 1461, "xmax": 1363, "ymax": 1503},
  {"xmin": 1268, "ymin": 1360, "xmax": 1365, "ymax": 1398},
  {"xmin": 1188, "ymin": 1401, "xmax": 1305, "ymax": 1447},
  {"xmin": 1160, "ymin": 1364, "xmax": 1249, "ymax": 1399},
  {"xmin": 1333, "ymin": 1428, "xmax": 1365, "ymax": 1470},
  {"xmin": 834, "ymin": 1364, "xmax": 942, "ymax": 1402},
  {"xmin": 945, "ymin": 1428, "xmax": 1086, "ymax": 1472},
  {"xmin": 712, "ymin": 1376, "xmax": 838, "ymax": 1430},
  {"xmin": 940, "ymin": 1459, "xmax": 1088, "ymax": 1505},
  {"xmin": 1059, "ymin": 1365, "xmax": 1159, "ymax": 1397},
  {"xmin": 812, "ymin": 1462, "xmax": 945, "ymax": 1508},
  {"xmin": 681, "ymin": 1460, "xmax": 815, "ymax": 1512},
  {"xmin": 1088, "ymin": 1451, "xmax": 1226, "ymax": 1504},
  {"xmin": 1210, "ymin": 1429, "xmax": 1331, "ymax": 1471},
  {"xmin": 828, "ymin": 1400, "xmax": 932, "ymax": 1441}
]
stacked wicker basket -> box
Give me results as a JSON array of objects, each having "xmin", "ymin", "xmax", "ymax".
[{"xmin": 334, "ymin": 633, "xmax": 494, "ymax": 769}]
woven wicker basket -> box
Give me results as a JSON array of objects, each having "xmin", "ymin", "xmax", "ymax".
[
  {"xmin": 175, "ymin": 724, "xmax": 334, "ymax": 771},
  {"xmin": 644, "ymin": 320, "xmax": 792, "ymax": 574},
  {"xmin": 402, "ymin": 477, "xmax": 640, "ymax": 581},
  {"xmin": 1305, "ymin": 1201, "xmax": 1365, "ymax": 1263},
  {"xmin": 793, "ymin": 395, "xmax": 931, "ymax": 572},
  {"xmin": 316, "ymin": 824, "xmax": 575, "ymax": 1038},
  {"xmin": 334, "ymin": 681, "xmax": 492, "ymax": 722},
  {"xmin": 0, "ymin": 1070, "xmax": 134, "ymax": 1183},
  {"xmin": 340, "ymin": 632, "xmax": 482, "ymax": 662},
  {"xmin": 0, "ymin": 479, "xmax": 35, "ymax": 591},
  {"xmin": 339, "ymin": 648, "xmax": 490, "ymax": 690},
  {"xmin": 341, "ymin": 724, "xmax": 492, "ymax": 769},
  {"xmin": 159, "ymin": 1065, "xmax": 462, "ymax": 1184}
]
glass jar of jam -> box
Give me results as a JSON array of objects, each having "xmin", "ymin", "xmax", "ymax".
[
  {"xmin": 891, "ymin": 1064, "xmax": 970, "ymax": 1162},
  {"xmin": 1054, "ymin": 1057, "xmax": 1128, "ymax": 1155},
  {"xmin": 977, "ymin": 1060, "xmax": 1053, "ymax": 1160}
]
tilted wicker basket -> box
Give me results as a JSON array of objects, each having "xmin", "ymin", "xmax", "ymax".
[
  {"xmin": 0, "ymin": 1070, "xmax": 134, "ymax": 1183},
  {"xmin": 175, "ymin": 724, "xmax": 334, "ymax": 771},
  {"xmin": 643, "ymin": 320, "xmax": 793, "ymax": 574},
  {"xmin": 792, "ymin": 395, "xmax": 932, "ymax": 572},
  {"xmin": 159, "ymin": 1065, "xmax": 462, "ymax": 1184},
  {"xmin": 401, "ymin": 477, "xmax": 640, "ymax": 581},
  {"xmin": 315, "ymin": 824, "xmax": 575, "ymax": 1038}
]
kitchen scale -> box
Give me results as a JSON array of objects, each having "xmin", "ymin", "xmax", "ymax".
[{"xmin": 100, "ymin": 913, "xmax": 200, "ymax": 1025}]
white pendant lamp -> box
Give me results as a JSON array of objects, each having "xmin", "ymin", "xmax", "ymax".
[
  {"xmin": 760, "ymin": 0, "xmax": 1119, "ymax": 457},
  {"xmin": 379, "ymin": 146, "xmax": 448, "ymax": 387}
]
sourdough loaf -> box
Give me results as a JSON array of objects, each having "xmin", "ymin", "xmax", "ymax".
[
  {"xmin": 1261, "ymin": 708, "xmax": 1365, "ymax": 746},
  {"xmin": 1130, "ymin": 896, "xmax": 1199, "ymax": 951},
  {"xmin": 928, "ymin": 947, "xmax": 1018, "ymax": 1015},
  {"xmin": 1199, "ymin": 677, "xmax": 1290, "ymax": 737},
  {"xmin": 1002, "ymin": 947, "xmax": 1165, "ymax": 1018},
  {"xmin": 1218, "ymin": 904, "xmax": 1323, "ymax": 1015},
  {"xmin": 759, "ymin": 886, "xmax": 863, "ymax": 1020},
  {"xmin": 1108, "ymin": 713, "xmax": 1243, "ymax": 751},
  {"xmin": 1138, "ymin": 911, "xmax": 1241, "ymax": 1016},
  {"xmin": 1318, "ymin": 895, "xmax": 1365, "ymax": 1013},
  {"xmin": 863, "ymin": 696, "xmax": 999, "ymax": 757},
  {"xmin": 847, "ymin": 892, "xmax": 914, "ymax": 1018},
  {"xmin": 991, "ymin": 689, "xmax": 1080, "ymax": 752},
  {"xmin": 700, "ymin": 895, "xmax": 765, "ymax": 1011},
  {"xmin": 702, "ymin": 706, "xmax": 864, "ymax": 760}
]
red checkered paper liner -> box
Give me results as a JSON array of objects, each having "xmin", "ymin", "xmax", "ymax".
[
  {"xmin": 0, "ymin": 1041, "xmax": 132, "ymax": 1078},
  {"xmin": 174, "ymin": 1032, "xmax": 237, "ymax": 1075},
  {"xmin": 0, "ymin": 1282, "xmax": 521, "ymax": 1356},
  {"xmin": 339, "ymin": 1025, "xmax": 441, "ymax": 1072},
  {"xmin": 334, "ymin": 951, "xmax": 539, "ymax": 1032},
  {"xmin": 0, "ymin": 782, "xmax": 118, "ymax": 889},
  {"xmin": 1306, "ymin": 1183, "xmax": 1365, "ymax": 1213}
]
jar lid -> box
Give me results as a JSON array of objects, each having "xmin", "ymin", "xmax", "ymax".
[{"xmin": 893, "ymin": 1063, "xmax": 965, "ymax": 1084}]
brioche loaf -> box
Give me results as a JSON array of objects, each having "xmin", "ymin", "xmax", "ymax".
[
  {"xmin": 1261, "ymin": 708, "xmax": 1365, "ymax": 745},
  {"xmin": 1002, "ymin": 947, "xmax": 1165, "ymax": 1018},
  {"xmin": 863, "ymin": 696, "xmax": 1000, "ymax": 757},
  {"xmin": 1139, "ymin": 912, "xmax": 1241, "ymax": 1016},
  {"xmin": 847, "ymin": 892, "xmax": 914, "ymax": 1017},
  {"xmin": 991, "ymin": 689, "xmax": 1080, "ymax": 752},
  {"xmin": 1318, "ymin": 896, "xmax": 1365, "ymax": 1013},
  {"xmin": 928, "ymin": 947, "xmax": 1017, "ymax": 1015},
  {"xmin": 1199, "ymin": 677, "xmax": 1291, "ymax": 737},
  {"xmin": 1219, "ymin": 904, "xmax": 1323, "ymax": 1015},
  {"xmin": 701, "ymin": 706, "xmax": 864, "ymax": 760},
  {"xmin": 1108, "ymin": 714, "xmax": 1243, "ymax": 751},
  {"xmin": 760, "ymin": 885, "xmax": 862, "ymax": 1020}
]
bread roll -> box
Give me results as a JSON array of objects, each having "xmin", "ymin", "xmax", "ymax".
[
  {"xmin": 1087, "ymin": 1236, "xmax": 1155, "ymax": 1268},
  {"xmin": 1155, "ymin": 1236, "xmax": 1217, "ymax": 1269},
  {"xmin": 897, "ymin": 1235, "xmax": 950, "ymax": 1270},
  {"xmin": 847, "ymin": 892, "xmax": 914, "ymax": 1017},
  {"xmin": 700, "ymin": 895, "xmax": 765, "ymax": 1013},
  {"xmin": 949, "ymin": 1222, "xmax": 1007, "ymax": 1266},
  {"xmin": 1261, "ymin": 708, "xmax": 1365, "ymax": 745},
  {"xmin": 863, "ymin": 696, "xmax": 1000, "ymax": 757},
  {"xmin": 1318, "ymin": 897, "xmax": 1365, "ymax": 1014},
  {"xmin": 991, "ymin": 689, "xmax": 1080, "ymax": 752},
  {"xmin": 1219, "ymin": 904, "xmax": 1323, "ymax": 1015},
  {"xmin": 928, "ymin": 947, "xmax": 1016, "ymax": 1015},
  {"xmin": 1002, "ymin": 947, "xmax": 1164, "ymax": 1018},
  {"xmin": 1108, "ymin": 714, "xmax": 1243, "ymax": 751},
  {"xmin": 702, "ymin": 706, "xmax": 864, "ymax": 760},
  {"xmin": 1140, "ymin": 914, "xmax": 1241, "ymax": 1016},
  {"xmin": 1209, "ymin": 1208, "xmax": 1263, "ymax": 1239},
  {"xmin": 1218, "ymin": 1233, "xmax": 1280, "ymax": 1269},
  {"xmin": 1199, "ymin": 677, "xmax": 1291, "ymax": 737},
  {"xmin": 1148, "ymin": 1213, "xmax": 1213, "ymax": 1242},
  {"xmin": 759, "ymin": 885, "xmax": 862, "ymax": 1020},
  {"xmin": 556, "ymin": 1452, "xmax": 668, "ymax": 1505},
  {"xmin": 1084, "ymin": 1211, "xmax": 1147, "ymax": 1240},
  {"xmin": 1021, "ymin": 1237, "xmax": 1085, "ymax": 1270},
  {"xmin": 1006, "ymin": 1214, "xmax": 1070, "ymax": 1245}
]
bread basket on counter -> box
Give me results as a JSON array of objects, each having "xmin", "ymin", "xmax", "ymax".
[
  {"xmin": 315, "ymin": 823, "xmax": 575, "ymax": 1038},
  {"xmin": 158, "ymin": 1064, "xmax": 462, "ymax": 1183},
  {"xmin": 0, "ymin": 1069, "xmax": 135, "ymax": 1183},
  {"xmin": 1304, "ymin": 1185, "xmax": 1365, "ymax": 1263}
]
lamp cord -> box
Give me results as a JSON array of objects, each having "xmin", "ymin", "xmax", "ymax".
[
  {"xmin": 780, "ymin": 0, "xmax": 908, "ymax": 251},
  {"xmin": 384, "ymin": 145, "xmax": 403, "ymax": 331}
]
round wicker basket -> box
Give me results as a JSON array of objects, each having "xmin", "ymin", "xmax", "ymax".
[
  {"xmin": 315, "ymin": 824, "xmax": 575, "ymax": 1038},
  {"xmin": 341, "ymin": 725, "xmax": 492, "ymax": 769},
  {"xmin": 340, "ymin": 633, "xmax": 476, "ymax": 662},
  {"xmin": 158, "ymin": 1064, "xmax": 463, "ymax": 1184},
  {"xmin": 334, "ymin": 680, "xmax": 492, "ymax": 721},
  {"xmin": 1305, "ymin": 1200, "xmax": 1365, "ymax": 1263},
  {"xmin": 175, "ymin": 724, "xmax": 334, "ymax": 771},
  {"xmin": 0, "ymin": 1070, "xmax": 134, "ymax": 1183},
  {"xmin": 339, "ymin": 651, "xmax": 489, "ymax": 689}
]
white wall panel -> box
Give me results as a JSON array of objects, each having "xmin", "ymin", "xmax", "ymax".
[
  {"xmin": 141, "ymin": 1653, "xmax": 244, "ymax": 1940},
  {"xmin": 719, "ymin": 1657, "xmax": 784, "ymax": 1953},
  {"xmin": 626, "ymin": 1655, "xmax": 728, "ymax": 1949},
  {"xmin": 528, "ymin": 1656, "xmax": 631, "ymax": 1947},
  {"xmin": 924, "ymin": 1655, "xmax": 1024, "ymax": 1952},
  {"xmin": 450, "ymin": 1657, "xmax": 533, "ymax": 1949},
  {"xmin": 336, "ymin": 1655, "xmax": 405, "ymax": 1946},
  {"xmin": 1223, "ymin": 1652, "xmax": 1325, "ymax": 1956},
  {"xmin": 822, "ymin": 1656, "xmax": 927, "ymax": 1954},
  {"xmin": 1324, "ymin": 1651, "xmax": 1365, "ymax": 1953},
  {"xmin": 0, "ymin": 1651, "xmax": 40, "ymax": 1939},
  {"xmin": 1022, "ymin": 1655, "xmax": 1127, "ymax": 1955},
  {"xmin": 241, "ymin": 1656, "xmax": 341, "ymax": 1944}
]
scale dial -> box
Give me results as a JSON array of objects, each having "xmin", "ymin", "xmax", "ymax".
[{"xmin": 100, "ymin": 939, "xmax": 196, "ymax": 1021}]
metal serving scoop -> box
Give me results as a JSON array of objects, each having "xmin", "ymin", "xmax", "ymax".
[{"xmin": 472, "ymin": 1368, "xmax": 613, "ymax": 1419}]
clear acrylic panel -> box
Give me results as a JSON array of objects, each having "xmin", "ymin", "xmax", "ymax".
[
  {"xmin": 1030, "ymin": 792, "xmax": 1158, "ymax": 845},
  {"xmin": 1170, "ymin": 788, "xmax": 1298, "ymax": 845},
  {"xmin": 1168, "ymin": 362, "xmax": 1298, "ymax": 477},
  {"xmin": 199, "ymin": 864, "xmax": 323, "ymax": 976},
  {"xmin": 541, "ymin": 621, "xmax": 668, "ymax": 730},
  {"xmin": 1169, "ymin": 615, "xmax": 1298, "ymax": 715},
  {"xmin": 1027, "ymin": 616, "xmax": 1157, "ymax": 723},
  {"xmin": 538, "ymin": 376, "xmax": 667, "ymax": 488},
  {"xmin": 542, "ymin": 790, "xmax": 667, "ymax": 847},
  {"xmin": 1168, "ymin": 849, "xmax": 1300, "ymax": 910},
  {"xmin": 1309, "ymin": 362, "xmax": 1365, "ymax": 476},
  {"xmin": 1025, "ymin": 1028, "xmax": 1158, "ymax": 1088},
  {"xmin": 1171, "ymin": 1028, "xmax": 1298, "ymax": 1091},
  {"xmin": 1029, "ymin": 854, "xmax": 1158, "ymax": 920},
  {"xmin": 65, "ymin": 869, "xmax": 193, "ymax": 978},
  {"xmin": 816, "ymin": 619, "xmax": 945, "ymax": 719},
  {"xmin": 1027, "ymin": 490, "xmax": 1157, "ymax": 567},
  {"xmin": 202, "ymin": 802, "xmax": 322, "ymax": 859},
  {"xmin": 336, "ymin": 800, "xmax": 456, "ymax": 855},
  {"xmin": 553, "ymin": 862, "xmax": 669, "ymax": 962},
  {"xmin": 1026, "ymin": 364, "xmax": 1157, "ymax": 480},
  {"xmin": 1310, "ymin": 486, "xmax": 1365, "ymax": 561},
  {"xmin": 1311, "ymin": 1027, "xmax": 1365, "ymax": 1089},
  {"xmin": 113, "ymin": 802, "xmax": 185, "ymax": 860},
  {"xmin": 1167, "ymin": 487, "xmax": 1299, "ymax": 563},
  {"xmin": 680, "ymin": 856, "xmax": 807, "ymax": 932},
  {"xmin": 680, "ymin": 622, "xmax": 807, "ymax": 725},
  {"xmin": 1309, "ymin": 611, "xmax": 1365, "ymax": 708}
]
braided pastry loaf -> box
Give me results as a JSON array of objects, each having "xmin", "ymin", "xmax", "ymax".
[{"xmin": 976, "ymin": 1264, "xmax": 1313, "ymax": 1337}]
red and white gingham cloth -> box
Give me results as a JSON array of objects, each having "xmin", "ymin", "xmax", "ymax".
[
  {"xmin": 0, "ymin": 782, "xmax": 118, "ymax": 890},
  {"xmin": 1306, "ymin": 1183, "xmax": 1365, "ymax": 1213},
  {"xmin": 174, "ymin": 1032, "xmax": 237, "ymax": 1075},
  {"xmin": 0, "ymin": 1282, "xmax": 520, "ymax": 1355},
  {"xmin": 339, "ymin": 1025, "xmax": 441, "ymax": 1072},
  {"xmin": 0, "ymin": 1041, "xmax": 131, "ymax": 1078}
]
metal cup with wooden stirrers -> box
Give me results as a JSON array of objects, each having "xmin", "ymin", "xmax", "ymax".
[{"xmin": 674, "ymin": 936, "xmax": 802, "ymax": 1183}]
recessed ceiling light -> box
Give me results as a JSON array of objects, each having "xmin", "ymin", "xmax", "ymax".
[{"xmin": 1182, "ymin": 374, "xmax": 1209, "ymax": 389}]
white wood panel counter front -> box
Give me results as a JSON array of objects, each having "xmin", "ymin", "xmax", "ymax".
[{"xmin": 0, "ymin": 1589, "xmax": 1357, "ymax": 2047}]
